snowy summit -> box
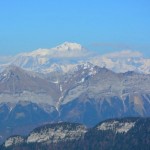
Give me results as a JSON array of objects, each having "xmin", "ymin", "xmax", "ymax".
[
  {"xmin": 53, "ymin": 42, "xmax": 84, "ymax": 52},
  {"xmin": 20, "ymin": 42, "xmax": 85, "ymax": 57}
]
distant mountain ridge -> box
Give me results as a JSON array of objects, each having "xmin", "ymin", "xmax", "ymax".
[
  {"xmin": 0, "ymin": 42, "xmax": 149, "ymax": 74},
  {"xmin": 7, "ymin": 42, "xmax": 89, "ymax": 73}
]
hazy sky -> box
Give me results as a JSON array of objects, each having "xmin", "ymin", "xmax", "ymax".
[{"xmin": 0, "ymin": 0, "xmax": 150, "ymax": 56}]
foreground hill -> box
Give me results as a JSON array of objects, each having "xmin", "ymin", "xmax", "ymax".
[{"xmin": 1, "ymin": 117, "xmax": 150, "ymax": 150}]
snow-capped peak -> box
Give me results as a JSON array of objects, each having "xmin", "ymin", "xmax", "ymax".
[
  {"xmin": 53, "ymin": 42, "xmax": 84, "ymax": 52},
  {"xmin": 1, "ymin": 42, "xmax": 150, "ymax": 74},
  {"xmin": 81, "ymin": 62, "xmax": 95, "ymax": 69},
  {"xmin": 16, "ymin": 42, "xmax": 84, "ymax": 58},
  {"xmin": 74, "ymin": 62, "xmax": 94, "ymax": 71}
]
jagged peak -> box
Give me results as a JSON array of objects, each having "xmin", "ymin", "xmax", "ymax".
[
  {"xmin": 75, "ymin": 62, "xmax": 95, "ymax": 70},
  {"xmin": 74, "ymin": 62, "xmax": 111, "ymax": 73}
]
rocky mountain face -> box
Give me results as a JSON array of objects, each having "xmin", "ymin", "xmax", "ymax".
[
  {"xmin": 0, "ymin": 65, "xmax": 61, "ymax": 105},
  {"xmin": 0, "ymin": 63, "xmax": 150, "ymax": 144},
  {"xmin": 59, "ymin": 63, "xmax": 150, "ymax": 126},
  {"xmin": 1, "ymin": 117, "xmax": 150, "ymax": 150}
]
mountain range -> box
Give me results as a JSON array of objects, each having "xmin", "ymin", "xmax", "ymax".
[
  {"xmin": 0, "ymin": 42, "xmax": 150, "ymax": 74},
  {"xmin": 0, "ymin": 63, "xmax": 150, "ymax": 143},
  {"xmin": 0, "ymin": 42, "xmax": 150, "ymax": 144}
]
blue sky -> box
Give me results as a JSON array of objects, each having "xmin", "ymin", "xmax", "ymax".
[{"xmin": 0, "ymin": 0, "xmax": 150, "ymax": 56}]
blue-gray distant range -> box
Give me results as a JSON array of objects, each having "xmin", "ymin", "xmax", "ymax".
[{"xmin": 0, "ymin": 42, "xmax": 150, "ymax": 143}]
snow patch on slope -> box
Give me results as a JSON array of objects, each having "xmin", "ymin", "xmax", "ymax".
[
  {"xmin": 97, "ymin": 120, "xmax": 136, "ymax": 133},
  {"xmin": 27, "ymin": 124, "xmax": 87, "ymax": 143},
  {"xmin": 5, "ymin": 136, "xmax": 24, "ymax": 148}
]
